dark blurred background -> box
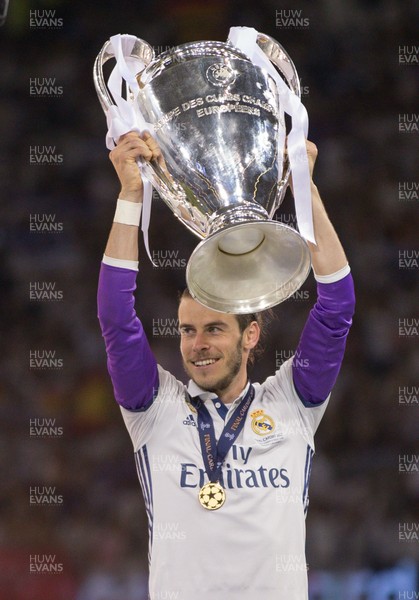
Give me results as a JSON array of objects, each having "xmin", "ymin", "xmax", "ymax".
[{"xmin": 0, "ymin": 0, "xmax": 418, "ymax": 598}]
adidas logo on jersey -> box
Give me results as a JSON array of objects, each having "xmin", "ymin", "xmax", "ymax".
[{"xmin": 183, "ymin": 414, "xmax": 196, "ymax": 427}]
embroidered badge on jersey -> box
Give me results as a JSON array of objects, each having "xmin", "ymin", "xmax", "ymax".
[
  {"xmin": 251, "ymin": 409, "xmax": 275, "ymax": 435},
  {"xmin": 250, "ymin": 409, "xmax": 284, "ymax": 446}
]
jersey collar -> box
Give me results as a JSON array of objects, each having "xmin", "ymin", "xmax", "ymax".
[{"xmin": 187, "ymin": 379, "xmax": 250, "ymax": 406}]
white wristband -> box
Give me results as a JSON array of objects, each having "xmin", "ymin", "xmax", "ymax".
[
  {"xmin": 313, "ymin": 264, "xmax": 351, "ymax": 284},
  {"xmin": 102, "ymin": 254, "xmax": 139, "ymax": 271},
  {"xmin": 113, "ymin": 198, "xmax": 142, "ymax": 226}
]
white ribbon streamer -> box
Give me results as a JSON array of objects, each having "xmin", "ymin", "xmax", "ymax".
[
  {"xmin": 228, "ymin": 27, "xmax": 315, "ymax": 244},
  {"xmin": 105, "ymin": 34, "xmax": 156, "ymax": 263}
]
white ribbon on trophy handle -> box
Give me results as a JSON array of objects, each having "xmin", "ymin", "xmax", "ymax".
[
  {"xmin": 228, "ymin": 26, "xmax": 315, "ymax": 245},
  {"xmin": 105, "ymin": 34, "xmax": 156, "ymax": 263}
]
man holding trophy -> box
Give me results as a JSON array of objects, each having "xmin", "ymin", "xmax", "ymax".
[{"xmin": 96, "ymin": 28, "xmax": 355, "ymax": 600}]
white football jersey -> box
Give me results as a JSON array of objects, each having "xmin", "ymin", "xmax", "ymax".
[{"xmin": 121, "ymin": 358, "xmax": 328, "ymax": 600}]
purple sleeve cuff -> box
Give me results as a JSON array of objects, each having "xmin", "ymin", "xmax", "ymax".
[
  {"xmin": 97, "ymin": 262, "xmax": 159, "ymax": 411},
  {"xmin": 292, "ymin": 272, "xmax": 355, "ymax": 405}
]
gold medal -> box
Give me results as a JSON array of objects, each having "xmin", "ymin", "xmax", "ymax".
[{"xmin": 198, "ymin": 482, "xmax": 226, "ymax": 510}]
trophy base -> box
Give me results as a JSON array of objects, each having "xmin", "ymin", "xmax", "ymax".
[{"xmin": 186, "ymin": 221, "xmax": 311, "ymax": 314}]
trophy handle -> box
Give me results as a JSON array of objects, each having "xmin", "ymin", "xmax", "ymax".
[
  {"xmin": 256, "ymin": 33, "xmax": 301, "ymax": 205},
  {"xmin": 94, "ymin": 37, "xmax": 183, "ymax": 200},
  {"xmin": 256, "ymin": 33, "xmax": 300, "ymax": 96},
  {"xmin": 93, "ymin": 37, "xmax": 153, "ymax": 113}
]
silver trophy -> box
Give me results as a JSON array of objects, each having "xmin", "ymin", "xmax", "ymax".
[{"xmin": 94, "ymin": 32, "xmax": 311, "ymax": 313}]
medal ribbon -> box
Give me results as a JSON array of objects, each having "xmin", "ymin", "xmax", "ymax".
[{"xmin": 189, "ymin": 385, "xmax": 255, "ymax": 484}]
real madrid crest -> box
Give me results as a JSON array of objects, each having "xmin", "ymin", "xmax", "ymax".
[{"xmin": 250, "ymin": 409, "xmax": 275, "ymax": 436}]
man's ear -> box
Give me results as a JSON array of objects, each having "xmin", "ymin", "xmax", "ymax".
[{"xmin": 243, "ymin": 321, "xmax": 260, "ymax": 351}]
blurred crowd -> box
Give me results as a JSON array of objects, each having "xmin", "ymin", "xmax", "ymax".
[{"xmin": 0, "ymin": 0, "xmax": 418, "ymax": 598}]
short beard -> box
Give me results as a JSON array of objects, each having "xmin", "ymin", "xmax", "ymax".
[{"xmin": 183, "ymin": 337, "xmax": 243, "ymax": 396}]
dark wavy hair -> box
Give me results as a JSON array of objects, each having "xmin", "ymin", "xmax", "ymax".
[{"xmin": 178, "ymin": 288, "xmax": 273, "ymax": 369}]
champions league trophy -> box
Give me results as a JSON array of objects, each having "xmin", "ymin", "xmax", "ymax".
[{"xmin": 94, "ymin": 28, "xmax": 313, "ymax": 313}]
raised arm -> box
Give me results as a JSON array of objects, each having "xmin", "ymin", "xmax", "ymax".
[
  {"xmin": 292, "ymin": 142, "xmax": 355, "ymax": 405},
  {"xmin": 97, "ymin": 132, "xmax": 161, "ymax": 411},
  {"xmin": 104, "ymin": 131, "xmax": 160, "ymax": 262}
]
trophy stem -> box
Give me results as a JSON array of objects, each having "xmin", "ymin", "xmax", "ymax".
[
  {"xmin": 186, "ymin": 220, "xmax": 311, "ymax": 314},
  {"xmin": 208, "ymin": 205, "xmax": 269, "ymax": 233},
  {"xmin": 208, "ymin": 205, "xmax": 269, "ymax": 255}
]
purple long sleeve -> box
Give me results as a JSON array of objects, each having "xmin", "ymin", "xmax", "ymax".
[
  {"xmin": 97, "ymin": 263, "xmax": 159, "ymax": 411},
  {"xmin": 292, "ymin": 273, "xmax": 355, "ymax": 406}
]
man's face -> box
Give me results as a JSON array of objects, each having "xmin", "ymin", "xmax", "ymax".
[{"xmin": 178, "ymin": 297, "xmax": 248, "ymax": 395}]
